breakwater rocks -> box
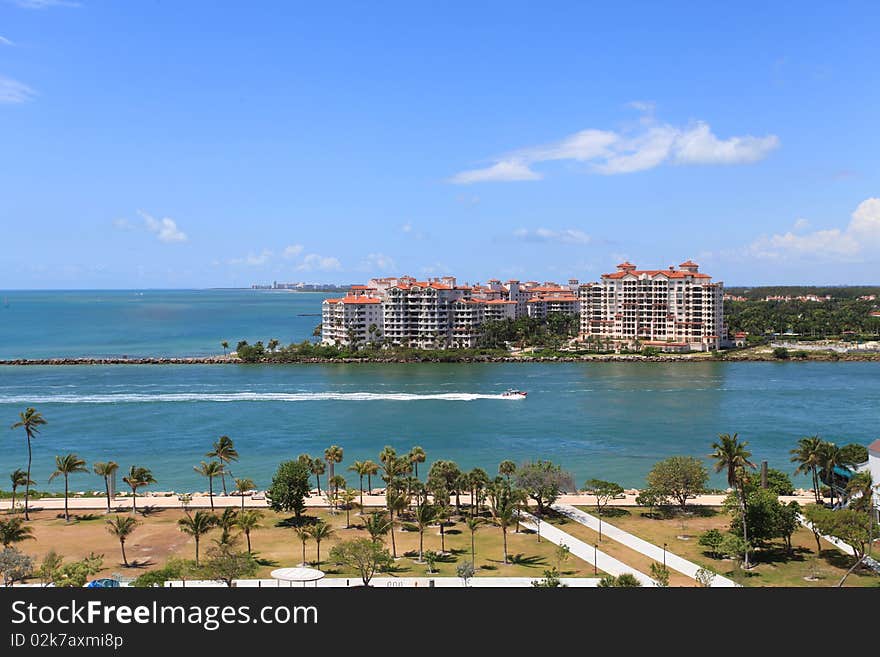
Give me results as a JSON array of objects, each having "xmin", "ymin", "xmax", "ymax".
[{"xmin": 0, "ymin": 356, "xmax": 239, "ymax": 365}]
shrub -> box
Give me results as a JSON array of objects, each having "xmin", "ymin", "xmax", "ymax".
[
  {"xmin": 698, "ymin": 529, "xmax": 724, "ymax": 558},
  {"xmin": 772, "ymin": 347, "xmax": 790, "ymax": 359}
]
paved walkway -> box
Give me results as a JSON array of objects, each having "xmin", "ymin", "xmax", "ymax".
[
  {"xmin": 518, "ymin": 511, "xmax": 655, "ymax": 586},
  {"xmin": 163, "ymin": 576, "xmax": 604, "ymax": 588},
  {"xmin": 553, "ymin": 504, "xmax": 738, "ymax": 587}
]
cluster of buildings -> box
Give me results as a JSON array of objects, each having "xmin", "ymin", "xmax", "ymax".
[
  {"xmin": 252, "ymin": 281, "xmax": 352, "ymax": 291},
  {"xmin": 322, "ymin": 261, "xmax": 726, "ymax": 352}
]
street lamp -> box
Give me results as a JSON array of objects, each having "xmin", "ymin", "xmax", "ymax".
[
  {"xmin": 663, "ymin": 543, "xmax": 667, "ymax": 569},
  {"xmin": 593, "ymin": 544, "xmax": 598, "ymax": 575}
]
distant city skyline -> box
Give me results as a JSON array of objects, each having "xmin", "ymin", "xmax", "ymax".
[{"xmin": 2, "ymin": 2, "xmax": 879, "ymax": 289}]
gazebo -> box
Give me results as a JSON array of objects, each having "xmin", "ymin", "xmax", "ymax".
[{"xmin": 270, "ymin": 567, "xmax": 326, "ymax": 588}]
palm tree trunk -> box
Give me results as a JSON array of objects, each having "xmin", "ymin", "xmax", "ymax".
[
  {"xmin": 440, "ymin": 523, "xmax": 445, "ymax": 552},
  {"xmin": 104, "ymin": 477, "xmax": 111, "ymax": 513},
  {"xmin": 10, "ymin": 487, "xmax": 16, "ymax": 514},
  {"xmin": 390, "ymin": 511, "xmax": 397, "ymax": 558},
  {"xmin": 131, "ymin": 487, "xmax": 137, "ymax": 515},
  {"xmin": 241, "ymin": 494, "xmax": 245, "ymax": 510},
  {"xmin": 502, "ymin": 526, "xmax": 508, "ymax": 564},
  {"xmin": 195, "ymin": 536, "xmax": 200, "ymax": 565},
  {"xmin": 316, "ymin": 474, "xmax": 321, "ymax": 495},
  {"xmin": 64, "ymin": 474, "xmax": 70, "ymax": 522},
  {"xmin": 121, "ymin": 540, "xmax": 128, "ymax": 567},
  {"xmin": 367, "ymin": 474, "xmax": 371, "ymax": 493},
  {"xmin": 301, "ymin": 540, "xmax": 306, "ymax": 565},
  {"xmin": 209, "ymin": 478, "xmax": 214, "ymax": 511},
  {"xmin": 419, "ymin": 530, "xmax": 424, "ymax": 561},
  {"xmin": 24, "ymin": 434, "xmax": 32, "ymax": 521},
  {"xmin": 739, "ymin": 484, "xmax": 750, "ymax": 569},
  {"xmin": 220, "ymin": 471, "xmax": 227, "ymax": 496},
  {"xmin": 359, "ymin": 476, "xmax": 364, "ymax": 510},
  {"xmin": 316, "ymin": 540, "xmax": 321, "ymax": 566},
  {"xmin": 471, "ymin": 531, "xmax": 475, "ymax": 564},
  {"xmin": 246, "ymin": 531, "xmax": 252, "ymax": 553}
]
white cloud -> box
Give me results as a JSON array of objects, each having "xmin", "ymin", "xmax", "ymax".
[
  {"xmin": 361, "ymin": 253, "xmax": 396, "ymax": 272},
  {"xmin": 139, "ymin": 210, "xmax": 188, "ymax": 243},
  {"xmin": 450, "ymin": 115, "xmax": 779, "ymax": 183},
  {"xmin": 792, "ymin": 218, "xmax": 811, "ymax": 231},
  {"xmin": 10, "ymin": 0, "xmax": 79, "ymax": 8},
  {"xmin": 513, "ymin": 228, "xmax": 592, "ymax": 245},
  {"xmin": 0, "ymin": 36, "xmax": 14, "ymax": 46},
  {"xmin": 0, "ymin": 76, "xmax": 35, "ymax": 104},
  {"xmin": 113, "ymin": 218, "xmax": 133, "ymax": 230},
  {"xmin": 229, "ymin": 249, "xmax": 273, "ymax": 266},
  {"xmin": 297, "ymin": 254, "xmax": 342, "ymax": 272},
  {"xmin": 626, "ymin": 100, "xmax": 656, "ymax": 113},
  {"xmin": 282, "ymin": 244, "xmax": 304, "ymax": 258},
  {"xmin": 747, "ymin": 198, "xmax": 880, "ymax": 260}
]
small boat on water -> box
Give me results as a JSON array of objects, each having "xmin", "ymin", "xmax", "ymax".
[{"xmin": 502, "ymin": 389, "xmax": 527, "ymax": 398}]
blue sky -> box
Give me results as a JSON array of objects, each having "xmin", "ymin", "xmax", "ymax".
[{"xmin": 1, "ymin": 1, "xmax": 879, "ymax": 288}]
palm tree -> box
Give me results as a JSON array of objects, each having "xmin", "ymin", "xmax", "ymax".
[
  {"xmin": 267, "ymin": 338, "xmax": 279, "ymax": 353},
  {"xmin": 493, "ymin": 488, "xmax": 517, "ymax": 564},
  {"xmin": 48, "ymin": 454, "xmax": 88, "ymax": 522},
  {"xmin": 122, "ymin": 466, "xmax": 156, "ymax": 516},
  {"xmin": 363, "ymin": 460, "xmax": 379, "ymax": 494},
  {"xmin": 435, "ymin": 503, "xmax": 450, "ymax": 553},
  {"xmin": 177, "ymin": 511, "xmax": 217, "ymax": 565},
  {"xmin": 413, "ymin": 502, "xmax": 436, "ymax": 562},
  {"xmin": 709, "ymin": 433, "xmax": 756, "ymax": 569},
  {"xmin": 818, "ymin": 441, "xmax": 844, "ymax": 507},
  {"xmin": 386, "ymin": 490, "xmax": 407, "ymax": 558},
  {"xmin": 10, "ymin": 407, "xmax": 47, "ymax": 521},
  {"xmin": 106, "ymin": 515, "xmax": 139, "ymax": 567},
  {"xmin": 194, "ymin": 460, "xmax": 225, "ymax": 511},
  {"xmin": 236, "ymin": 510, "xmax": 263, "ymax": 553},
  {"xmin": 465, "ymin": 516, "xmax": 482, "ymax": 565},
  {"xmin": 234, "ymin": 477, "xmax": 256, "ymax": 509},
  {"xmin": 215, "ymin": 507, "xmax": 239, "ymax": 547},
  {"xmin": 409, "ymin": 446, "xmax": 426, "ymax": 479},
  {"xmin": 9, "ymin": 469, "xmax": 33, "ymax": 515},
  {"xmin": 310, "ymin": 458, "xmax": 326, "ymax": 494},
  {"xmin": 0, "ymin": 517, "xmax": 34, "ymax": 547},
  {"xmin": 221, "ymin": 341, "xmax": 229, "ymax": 356},
  {"xmin": 362, "ymin": 512, "xmax": 391, "ymax": 546},
  {"xmin": 339, "ymin": 489, "xmax": 358, "ymax": 528},
  {"xmin": 206, "ymin": 435, "xmax": 239, "ymax": 495},
  {"xmin": 790, "ymin": 436, "xmax": 823, "ymax": 503},
  {"xmin": 306, "ymin": 520, "xmax": 334, "ymax": 566},
  {"xmin": 329, "ymin": 475, "xmax": 347, "ymax": 508},
  {"xmin": 324, "ymin": 445, "xmax": 344, "ymax": 483},
  {"xmin": 846, "ymin": 471, "xmax": 877, "ymax": 513},
  {"xmin": 498, "ymin": 460, "xmax": 517, "ymax": 483},
  {"xmin": 93, "ymin": 461, "xmax": 119, "ymax": 513},
  {"xmin": 348, "ymin": 461, "xmax": 369, "ymax": 510},
  {"xmin": 294, "ymin": 526, "xmax": 311, "ymax": 565}
]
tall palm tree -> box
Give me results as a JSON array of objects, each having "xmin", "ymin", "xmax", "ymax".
[
  {"xmin": 194, "ymin": 460, "xmax": 225, "ymax": 511},
  {"xmin": 409, "ymin": 446, "xmax": 426, "ymax": 479},
  {"xmin": 234, "ymin": 477, "xmax": 256, "ymax": 510},
  {"xmin": 93, "ymin": 461, "xmax": 119, "ymax": 513},
  {"xmin": 10, "ymin": 407, "xmax": 47, "ymax": 521},
  {"xmin": 363, "ymin": 460, "xmax": 379, "ymax": 494},
  {"xmin": 709, "ymin": 433, "xmax": 756, "ymax": 569},
  {"xmin": 339, "ymin": 489, "xmax": 358, "ymax": 528},
  {"xmin": 324, "ymin": 445, "xmax": 344, "ymax": 485},
  {"xmin": 413, "ymin": 502, "xmax": 436, "ymax": 562},
  {"xmin": 465, "ymin": 516, "xmax": 482, "ymax": 565},
  {"xmin": 348, "ymin": 461, "xmax": 369, "ymax": 510},
  {"xmin": 236, "ymin": 510, "xmax": 263, "ymax": 553},
  {"xmin": 306, "ymin": 520, "xmax": 335, "ymax": 566},
  {"xmin": 9, "ymin": 469, "xmax": 33, "ymax": 515},
  {"xmin": 177, "ymin": 511, "xmax": 217, "ymax": 565},
  {"xmin": 48, "ymin": 454, "xmax": 88, "ymax": 522},
  {"xmin": 310, "ymin": 458, "xmax": 326, "ymax": 495},
  {"xmin": 206, "ymin": 436, "xmax": 239, "ymax": 495},
  {"xmin": 362, "ymin": 511, "xmax": 391, "ymax": 546},
  {"xmin": 294, "ymin": 526, "xmax": 311, "ymax": 565},
  {"xmin": 122, "ymin": 466, "xmax": 156, "ymax": 516},
  {"xmin": 386, "ymin": 490, "xmax": 407, "ymax": 558},
  {"xmin": 221, "ymin": 341, "xmax": 229, "ymax": 356},
  {"xmin": 818, "ymin": 441, "xmax": 844, "ymax": 507},
  {"xmin": 0, "ymin": 517, "xmax": 34, "ymax": 547},
  {"xmin": 215, "ymin": 507, "xmax": 239, "ymax": 547},
  {"xmin": 329, "ymin": 475, "xmax": 347, "ymax": 508},
  {"xmin": 790, "ymin": 436, "xmax": 824, "ymax": 503},
  {"xmin": 493, "ymin": 488, "xmax": 517, "ymax": 564},
  {"xmin": 435, "ymin": 502, "xmax": 450, "ymax": 553},
  {"xmin": 846, "ymin": 471, "xmax": 877, "ymax": 513},
  {"xmin": 106, "ymin": 515, "xmax": 139, "ymax": 567},
  {"xmin": 498, "ymin": 460, "xmax": 517, "ymax": 483}
]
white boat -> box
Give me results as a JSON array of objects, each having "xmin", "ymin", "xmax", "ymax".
[{"xmin": 501, "ymin": 389, "xmax": 527, "ymax": 398}]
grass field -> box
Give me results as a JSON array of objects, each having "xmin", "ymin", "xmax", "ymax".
[
  {"xmin": 11, "ymin": 506, "xmax": 598, "ymax": 583},
  {"xmin": 574, "ymin": 505, "xmax": 880, "ymax": 587}
]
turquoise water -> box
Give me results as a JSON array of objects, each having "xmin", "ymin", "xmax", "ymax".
[
  {"xmin": 0, "ymin": 290, "xmax": 331, "ymax": 359},
  {"xmin": 1, "ymin": 361, "xmax": 877, "ymax": 492}
]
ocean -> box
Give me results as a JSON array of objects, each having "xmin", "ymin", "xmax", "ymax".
[{"xmin": 0, "ymin": 290, "xmax": 877, "ymax": 492}]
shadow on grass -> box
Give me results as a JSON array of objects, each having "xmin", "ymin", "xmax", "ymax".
[
  {"xmin": 752, "ymin": 545, "xmax": 809, "ymax": 566},
  {"xmin": 124, "ymin": 559, "xmax": 154, "ymax": 569},
  {"xmin": 505, "ymin": 554, "xmax": 547, "ymax": 568},
  {"xmin": 255, "ymin": 556, "xmax": 279, "ymax": 567},
  {"xmin": 435, "ymin": 552, "xmax": 458, "ymax": 563},
  {"xmin": 598, "ymin": 507, "xmax": 631, "ymax": 518},
  {"xmin": 445, "ymin": 529, "xmax": 463, "ymax": 535},
  {"xmin": 138, "ymin": 506, "xmax": 163, "ymax": 517},
  {"xmin": 72, "ymin": 513, "xmax": 101, "ymax": 522},
  {"xmin": 819, "ymin": 548, "xmax": 860, "ymax": 571},
  {"xmin": 385, "ymin": 562, "xmax": 412, "ymax": 574},
  {"xmin": 276, "ymin": 516, "xmax": 318, "ymax": 529}
]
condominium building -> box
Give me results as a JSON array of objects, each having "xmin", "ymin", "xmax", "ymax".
[
  {"xmin": 321, "ymin": 287, "xmax": 384, "ymax": 346},
  {"xmin": 578, "ymin": 261, "xmax": 725, "ymax": 352}
]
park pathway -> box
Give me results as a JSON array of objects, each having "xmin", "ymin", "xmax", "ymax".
[
  {"xmin": 519, "ymin": 511, "xmax": 655, "ymax": 586},
  {"xmin": 553, "ymin": 504, "xmax": 739, "ymax": 588}
]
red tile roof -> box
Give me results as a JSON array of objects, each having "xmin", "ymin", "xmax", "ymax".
[
  {"xmin": 324, "ymin": 296, "xmax": 382, "ymax": 305},
  {"xmin": 868, "ymin": 439, "xmax": 880, "ymax": 454},
  {"xmin": 679, "ymin": 260, "xmax": 700, "ymax": 268},
  {"xmin": 604, "ymin": 270, "xmax": 711, "ymax": 279}
]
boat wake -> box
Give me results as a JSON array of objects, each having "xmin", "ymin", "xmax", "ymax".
[{"xmin": 0, "ymin": 391, "xmax": 525, "ymax": 404}]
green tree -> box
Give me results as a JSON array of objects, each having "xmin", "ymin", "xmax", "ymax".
[
  {"xmin": 0, "ymin": 547, "xmax": 33, "ymax": 587},
  {"xmin": 498, "ymin": 460, "xmax": 516, "ymax": 483},
  {"xmin": 694, "ymin": 567, "xmax": 716, "ymax": 587},
  {"xmin": 762, "ymin": 468, "xmax": 795, "ymax": 496},
  {"xmin": 9, "ymin": 468, "xmax": 33, "ymax": 515},
  {"xmin": 413, "ymin": 502, "xmax": 437, "ymax": 562},
  {"xmin": 203, "ymin": 545, "xmax": 258, "ymax": 587},
  {"xmin": 644, "ymin": 456, "xmax": 708, "ymax": 510},
  {"xmin": 598, "ymin": 573, "xmax": 642, "ymax": 587},
  {"xmin": 306, "ymin": 520, "xmax": 335, "ymax": 566},
  {"xmin": 221, "ymin": 340, "xmax": 229, "ymax": 356},
  {"xmin": 363, "ymin": 460, "xmax": 380, "ymax": 494},
  {"xmin": 650, "ymin": 563, "xmax": 670, "ymax": 587},
  {"xmin": 790, "ymin": 435, "xmax": 824, "ymax": 503},
  {"xmin": 456, "ymin": 561, "xmax": 475, "ymax": 587},
  {"xmin": 840, "ymin": 443, "xmax": 869, "ymax": 467},
  {"xmin": 772, "ymin": 347, "xmax": 790, "ymax": 359},
  {"xmin": 348, "ymin": 461, "xmax": 370, "ymax": 510},
  {"xmin": 93, "ymin": 461, "xmax": 119, "ymax": 513},
  {"xmin": 408, "ymin": 446, "xmax": 426, "ymax": 478},
  {"xmin": 532, "ymin": 568, "xmax": 565, "ymax": 587},
  {"xmin": 362, "ymin": 512, "xmax": 391, "ymax": 546},
  {"xmin": 10, "ymin": 407, "xmax": 47, "ymax": 521},
  {"xmin": 583, "ymin": 479, "xmax": 624, "ymax": 541},
  {"xmin": 465, "ymin": 516, "xmax": 482, "ymax": 565},
  {"xmin": 294, "ymin": 526, "xmax": 311, "ymax": 565},
  {"xmin": 385, "ymin": 490, "xmax": 407, "ymax": 558},
  {"xmin": 236, "ymin": 509, "xmax": 262, "ymax": 553},
  {"xmin": 206, "ymin": 435, "xmax": 239, "ymax": 495},
  {"xmin": 492, "ymin": 487, "xmax": 518, "ymax": 564},
  {"xmin": 329, "ymin": 538, "xmax": 392, "ymax": 586},
  {"xmin": 215, "ymin": 508, "xmax": 240, "ymax": 548},
  {"xmin": 177, "ymin": 511, "xmax": 217, "ymax": 565},
  {"xmin": 515, "ymin": 460, "xmax": 574, "ymax": 515},
  {"xmin": 0, "ymin": 517, "xmax": 34, "ymax": 548},
  {"xmin": 427, "ymin": 460, "xmax": 463, "ymax": 511},
  {"xmin": 234, "ymin": 477, "xmax": 256, "ymax": 510},
  {"xmin": 466, "ymin": 468, "xmax": 490, "ymax": 515},
  {"xmin": 106, "ymin": 515, "xmax": 139, "ymax": 567},
  {"xmin": 324, "ymin": 445, "xmax": 344, "ymax": 487},
  {"xmin": 48, "ymin": 454, "xmax": 88, "ymax": 523},
  {"xmin": 339, "ymin": 488, "xmax": 358, "ymax": 528},
  {"xmin": 122, "ymin": 466, "xmax": 156, "ymax": 516},
  {"xmin": 193, "ymin": 461, "xmax": 224, "ymax": 511},
  {"xmin": 817, "ymin": 442, "xmax": 844, "ymax": 506},
  {"xmin": 266, "ymin": 460, "xmax": 311, "ymax": 520},
  {"xmin": 698, "ymin": 529, "xmax": 724, "ymax": 558},
  {"xmin": 310, "ymin": 458, "xmax": 326, "ymax": 495},
  {"xmin": 709, "ymin": 433, "xmax": 756, "ymax": 568}
]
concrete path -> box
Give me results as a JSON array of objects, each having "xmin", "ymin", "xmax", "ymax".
[
  {"xmin": 518, "ymin": 512, "xmax": 655, "ymax": 586},
  {"xmin": 553, "ymin": 504, "xmax": 738, "ymax": 587},
  {"xmin": 163, "ymin": 576, "xmax": 603, "ymax": 588}
]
